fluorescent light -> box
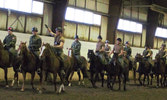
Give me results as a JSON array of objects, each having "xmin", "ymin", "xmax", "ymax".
[
  {"xmin": 18, "ymin": 0, "xmax": 32, "ymax": 13},
  {"xmin": 117, "ymin": 19, "xmax": 143, "ymax": 33},
  {"xmin": 155, "ymin": 27, "xmax": 167, "ymax": 38},
  {"xmin": 0, "ymin": 0, "xmax": 5, "ymax": 8}
]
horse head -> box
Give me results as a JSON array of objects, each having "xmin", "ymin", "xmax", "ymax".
[
  {"xmin": 18, "ymin": 41, "xmax": 27, "ymax": 55},
  {"xmin": 135, "ymin": 53, "xmax": 142, "ymax": 62},
  {"xmin": 39, "ymin": 43, "xmax": 51, "ymax": 58},
  {"xmin": 155, "ymin": 53, "xmax": 160, "ymax": 63},
  {"xmin": 87, "ymin": 49, "xmax": 95, "ymax": 59}
]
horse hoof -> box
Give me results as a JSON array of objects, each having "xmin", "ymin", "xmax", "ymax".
[
  {"xmin": 20, "ymin": 89, "xmax": 24, "ymax": 92},
  {"xmin": 5, "ymin": 85, "xmax": 9, "ymax": 88}
]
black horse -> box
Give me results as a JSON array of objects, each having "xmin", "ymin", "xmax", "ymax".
[
  {"xmin": 135, "ymin": 53, "xmax": 152, "ymax": 86},
  {"xmin": 87, "ymin": 50, "xmax": 105, "ymax": 88},
  {"xmin": 106, "ymin": 53, "xmax": 129, "ymax": 91}
]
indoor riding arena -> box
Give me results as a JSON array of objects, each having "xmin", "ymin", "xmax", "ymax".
[{"xmin": 1, "ymin": 0, "xmax": 167, "ymax": 100}]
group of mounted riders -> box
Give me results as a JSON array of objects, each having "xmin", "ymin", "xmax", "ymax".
[{"xmin": 1, "ymin": 25, "xmax": 167, "ymax": 93}]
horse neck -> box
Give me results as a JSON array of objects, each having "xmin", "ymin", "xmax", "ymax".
[{"xmin": 22, "ymin": 47, "xmax": 33, "ymax": 60}]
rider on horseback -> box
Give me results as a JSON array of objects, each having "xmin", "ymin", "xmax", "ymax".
[
  {"xmin": 28, "ymin": 27, "xmax": 42, "ymax": 72},
  {"xmin": 105, "ymin": 40, "xmax": 111, "ymax": 52},
  {"xmin": 108, "ymin": 38, "xmax": 124, "ymax": 66},
  {"xmin": 143, "ymin": 45, "xmax": 154, "ymax": 73},
  {"xmin": 47, "ymin": 26, "xmax": 65, "ymax": 76},
  {"xmin": 159, "ymin": 43, "xmax": 167, "ymax": 64},
  {"xmin": 3, "ymin": 27, "xmax": 17, "ymax": 66},
  {"xmin": 71, "ymin": 35, "xmax": 82, "ymax": 71}
]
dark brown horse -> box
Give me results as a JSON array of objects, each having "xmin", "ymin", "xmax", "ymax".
[
  {"xmin": 0, "ymin": 40, "xmax": 21, "ymax": 87},
  {"xmin": 154, "ymin": 53, "xmax": 166, "ymax": 87},
  {"xmin": 135, "ymin": 53, "xmax": 151, "ymax": 86},
  {"xmin": 18, "ymin": 42, "xmax": 38, "ymax": 92},
  {"xmin": 68, "ymin": 49, "xmax": 88, "ymax": 86},
  {"xmin": 107, "ymin": 53, "xmax": 129, "ymax": 91},
  {"xmin": 0, "ymin": 40, "xmax": 10, "ymax": 87},
  {"xmin": 39, "ymin": 43, "xmax": 65, "ymax": 93},
  {"xmin": 87, "ymin": 50, "xmax": 105, "ymax": 88}
]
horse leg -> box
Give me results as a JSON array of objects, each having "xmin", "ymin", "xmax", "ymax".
[
  {"xmin": 143, "ymin": 74, "xmax": 146, "ymax": 86},
  {"xmin": 77, "ymin": 70, "xmax": 81, "ymax": 85},
  {"xmin": 31, "ymin": 72, "xmax": 35, "ymax": 90},
  {"xmin": 11, "ymin": 70, "xmax": 17, "ymax": 87},
  {"xmin": 53, "ymin": 73, "xmax": 57, "ymax": 92},
  {"xmin": 160, "ymin": 74, "xmax": 163, "ymax": 87},
  {"xmin": 58, "ymin": 72, "xmax": 65, "ymax": 93},
  {"xmin": 21, "ymin": 71, "xmax": 26, "ymax": 92},
  {"xmin": 138, "ymin": 73, "xmax": 142, "ymax": 86},
  {"xmin": 118, "ymin": 75, "xmax": 121, "ymax": 90},
  {"xmin": 68, "ymin": 71, "xmax": 74, "ymax": 86},
  {"xmin": 123, "ymin": 73, "xmax": 127, "ymax": 91},
  {"xmin": 4, "ymin": 68, "xmax": 9, "ymax": 87},
  {"xmin": 150, "ymin": 74, "xmax": 153, "ymax": 85},
  {"xmin": 107, "ymin": 74, "xmax": 111, "ymax": 88},
  {"xmin": 147, "ymin": 74, "xmax": 149, "ymax": 86},
  {"xmin": 157, "ymin": 74, "xmax": 159, "ymax": 88},
  {"xmin": 111, "ymin": 76, "xmax": 116, "ymax": 90},
  {"xmin": 133, "ymin": 68, "xmax": 136, "ymax": 84},
  {"xmin": 100, "ymin": 72, "xmax": 104, "ymax": 87}
]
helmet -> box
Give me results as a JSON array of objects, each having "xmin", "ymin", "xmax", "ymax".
[
  {"xmin": 125, "ymin": 41, "xmax": 129, "ymax": 44},
  {"xmin": 117, "ymin": 38, "xmax": 122, "ymax": 42},
  {"xmin": 74, "ymin": 35, "xmax": 79, "ymax": 39},
  {"xmin": 98, "ymin": 35, "xmax": 102, "ymax": 40},
  {"xmin": 32, "ymin": 27, "xmax": 38, "ymax": 32},
  {"xmin": 145, "ymin": 44, "xmax": 150, "ymax": 49},
  {"xmin": 105, "ymin": 40, "xmax": 109, "ymax": 43},
  {"xmin": 162, "ymin": 43, "xmax": 166, "ymax": 47},
  {"xmin": 55, "ymin": 27, "xmax": 62, "ymax": 33},
  {"xmin": 8, "ymin": 27, "xmax": 13, "ymax": 31}
]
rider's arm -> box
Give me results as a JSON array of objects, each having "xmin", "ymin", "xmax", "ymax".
[
  {"xmin": 100, "ymin": 45, "xmax": 105, "ymax": 52},
  {"xmin": 109, "ymin": 46, "xmax": 115, "ymax": 56},
  {"xmin": 119, "ymin": 49, "xmax": 124, "ymax": 56},
  {"xmin": 47, "ymin": 27, "xmax": 57, "ymax": 37},
  {"xmin": 54, "ymin": 42, "xmax": 64, "ymax": 49},
  {"xmin": 146, "ymin": 51, "xmax": 151, "ymax": 57}
]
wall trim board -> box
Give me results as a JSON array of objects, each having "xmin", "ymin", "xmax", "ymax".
[
  {"xmin": 6, "ymin": 12, "xmax": 8, "ymax": 30},
  {"xmin": 65, "ymin": 20, "xmax": 101, "ymax": 27}
]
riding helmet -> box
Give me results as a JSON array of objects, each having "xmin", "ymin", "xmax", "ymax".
[
  {"xmin": 55, "ymin": 27, "xmax": 63, "ymax": 33},
  {"xmin": 8, "ymin": 27, "xmax": 13, "ymax": 31},
  {"xmin": 32, "ymin": 27, "xmax": 38, "ymax": 32},
  {"xmin": 74, "ymin": 35, "xmax": 79, "ymax": 39},
  {"xmin": 105, "ymin": 40, "xmax": 109, "ymax": 43},
  {"xmin": 98, "ymin": 35, "xmax": 102, "ymax": 40},
  {"xmin": 117, "ymin": 38, "xmax": 122, "ymax": 42},
  {"xmin": 162, "ymin": 43, "xmax": 166, "ymax": 47},
  {"xmin": 125, "ymin": 41, "xmax": 129, "ymax": 44}
]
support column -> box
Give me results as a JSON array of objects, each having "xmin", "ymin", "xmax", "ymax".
[
  {"xmin": 52, "ymin": 0, "xmax": 68, "ymax": 32},
  {"xmin": 146, "ymin": 9, "xmax": 160, "ymax": 48},
  {"xmin": 107, "ymin": 0, "xmax": 122, "ymax": 44}
]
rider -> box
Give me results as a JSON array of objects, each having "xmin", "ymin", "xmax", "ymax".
[
  {"xmin": 124, "ymin": 41, "xmax": 132, "ymax": 58},
  {"xmin": 3, "ymin": 27, "xmax": 17, "ymax": 66},
  {"xmin": 95, "ymin": 35, "xmax": 105, "ymax": 54},
  {"xmin": 47, "ymin": 26, "xmax": 65, "ymax": 76},
  {"xmin": 71, "ymin": 35, "xmax": 82, "ymax": 71},
  {"xmin": 159, "ymin": 43, "xmax": 167, "ymax": 64},
  {"xmin": 105, "ymin": 40, "xmax": 111, "ymax": 53},
  {"xmin": 28, "ymin": 27, "xmax": 42, "ymax": 71},
  {"xmin": 143, "ymin": 45, "xmax": 153, "ymax": 73},
  {"xmin": 108, "ymin": 38, "xmax": 124, "ymax": 66}
]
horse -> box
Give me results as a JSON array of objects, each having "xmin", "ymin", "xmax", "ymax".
[
  {"xmin": 68, "ymin": 48, "xmax": 88, "ymax": 86},
  {"xmin": 87, "ymin": 50, "xmax": 105, "ymax": 88},
  {"xmin": 106, "ymin": 53, "xmax": 129, "ymax": 91},
  {"xmin": 0, "ymin": 40, "xmax": 21, "ymax": 87},
  {"xmin": 18, "ymin": 42, "xmax": 39, "ymax": 92},
  {"xmin": 135, "ymin": 53, "xmax": 151, "ymax": 86},
  {"xmin": 39, "ymin": 43, "xmax": 65, "ymax": 93},
  {"xmin": 154, "ymin": 53, "xmax": 166, "ymax": 87}
]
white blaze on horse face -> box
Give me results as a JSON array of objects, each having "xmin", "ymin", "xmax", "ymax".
[
  {"xmin": 68, "ymin": 49, "xmax": 72, "ymax": 57},
  {"xmin": 39, "ymin": 46, "xmax": 46, "ymax": 57}
]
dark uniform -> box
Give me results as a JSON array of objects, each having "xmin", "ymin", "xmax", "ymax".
[
  {"xmin": 105, "ymin": 40, "xmax": 111, "ymax": 52},
  {"xmin": 143, "ymin": 48, "xmax": 154, "ymax": 66},
  {"xmin": 3, "ymin": 27, "xmax": 17, "ymax": 64},
  {"xmin": 28, "ymin": 27, "xmax": 42, "ymax": 70},
  {"xmin": 159, "ymin": 48, "xmax": 167, "ymax": 63},
  {"xmin": 124, "ymin": 46, "xmax": 132, "ymax": 57}
]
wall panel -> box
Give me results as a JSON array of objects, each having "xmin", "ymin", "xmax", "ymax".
[
  {"xmin": 101, "ymin": 16, "xmax": 108, "ymax": 41},
  {"xmin": 76, "ymin": 0, "xmax": 85, "ymax": 8},
  {"xmin": 77, "ymin": 24, "xmax": 89, "ymax": 40},
  {"xmin": 0, "ymin": 11, "xmax": 7, "ymax": 30},
  {"xmin": 68, "ymin": 0, "xmax": 75, "ymax": 6},
  {"xmin": 26, "ymin": 16, "xmax": 41, "ymax": 34},
  {"xmin": 86, "ymin": 0, "xmax": 95, "ymax": 10},
  {"xmin": 133, "ymin": 34, "xmax": 141, "ymax": 47},
  {"xmin": 90, "ymin": 26, "xmax": 100, "ymax": 41},
  {"xmin": 64, "ymin": 22, "xmax": 77, "ymax": 38},
  {"xmin": 97, "ymin": 2, "xmax": 108, "ymax": 13}
]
